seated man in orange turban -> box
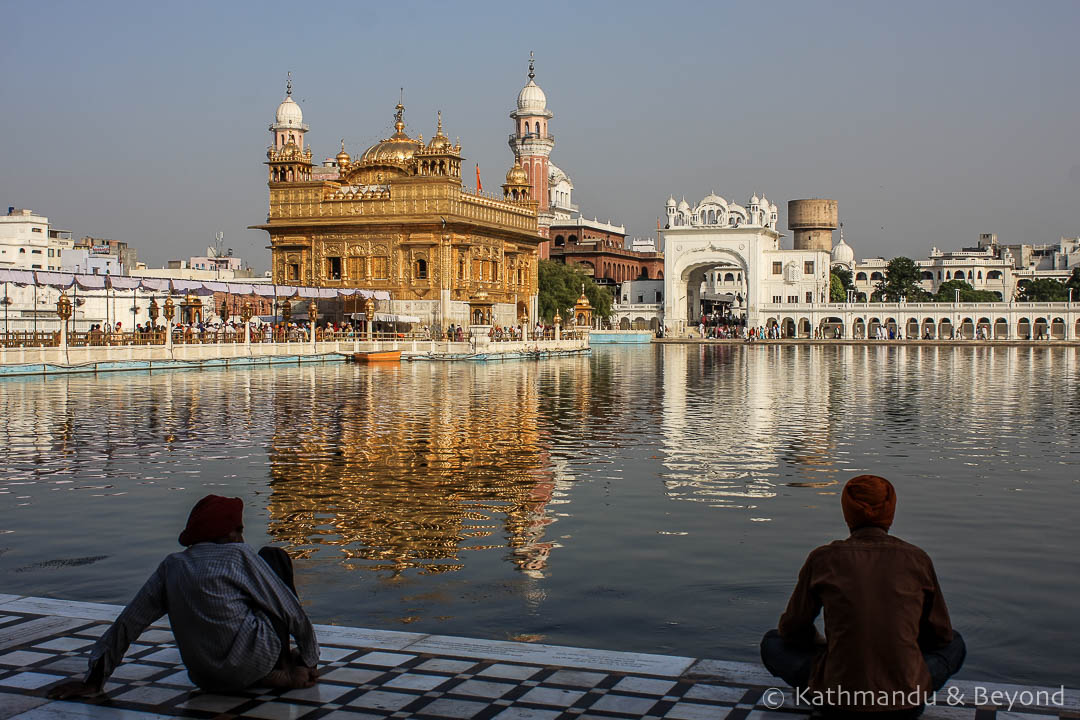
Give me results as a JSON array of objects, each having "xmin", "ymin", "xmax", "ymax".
[
  {"xmin": 761, "ymin": 475, "xmax": 965, "ymax": 718},
  {"xmin": 50, "ymin": 495, "xmax": 319, "ymax": 699}
]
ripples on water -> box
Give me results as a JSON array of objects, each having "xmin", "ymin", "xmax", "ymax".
[{"xmin": 1, "ymin": 345, "xmax": 1078, "ymax": 684}]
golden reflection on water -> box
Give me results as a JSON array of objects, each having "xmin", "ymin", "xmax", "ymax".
[{"xmin": 265, "ymin": 363, "xmax": 560, "ymax": 578}]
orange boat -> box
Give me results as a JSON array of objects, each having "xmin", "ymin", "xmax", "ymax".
[{"xmin": 351, "ymin": 350, "xmax": 402, "ymax": 363}]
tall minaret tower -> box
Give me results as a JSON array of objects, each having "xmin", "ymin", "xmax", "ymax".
[
  {"xmin": 269, "ymin": 72, "xmax": 309, "ymax": 151},
  {"xmin": 509, "ymin": 52, "xmax": 555, "ymax": 246},
  {"xmin": 266, "ymin": 72, "xmax": 313, "ymax": 184}
]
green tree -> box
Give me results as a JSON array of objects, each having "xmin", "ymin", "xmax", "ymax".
[
  {"xmin": 830, "ymin": 268, "xmax": 854, "ymax": 302},
  {"xmin": 1017, "ymin": 278, "xmax": 1067, "ymax": 302},
  {"xmin": 933, "ymin": 279, "xmax": 1002, "ymax": 303},
  {"xmin": 537, "ymin": 260, "xmax": 613, "ymax": 322},
  {"xmin": 1065, "ymin": 267, "xmax": 1080, "ymax": 300},
  {"xmin": 876, "ymin": 257, "xmax": 931, "ymax": 302}
]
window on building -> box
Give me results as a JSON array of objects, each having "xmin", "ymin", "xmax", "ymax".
[
  {"xmin": 326, "ymin": 256, "xmax": 342, "ymax": 280},
  {"xmin": 772, "ymin": 262, "xmax": 783, "ymax": 275},
  {"xmin": 31, "ymin": 249, "xmax": 42, "ymax": 254},
  {"xmin": 415, "ymin": 258, "xmax": 427, "ymax": 279},
  {"xmin": 48, "ymin": 249, "xmax": 54, "ymax": 257},
  {"xmin": 31, "ymin": 227, "xmax": 42, "ymax": 233},
  {"xmin": 788, "ymin": 295, "xmax": 798, "ymax": 304},
  {"xmin": 637, "ymin": 295, "xmax": 644, "ymax": 303},
  {"xmin": 806, "ymin": 291, "xmax": 813, "ymax": 303},
  {"xmin": 772, "ymin": 295, "xmax": 783, "ymax": 304},
  {"xmin": 655, "ymin": 291, "xmax": 662, "ymax": 302},
  {"xmin": 371, "ymin": 257, "xmax": 388, "ymax": 279},
  {"xmin": 804, "ymin": 261, "xmax": 815, "ymax": 275},
  {"xmin": 31, "ymin": 264, "xmax": 42, "ymax": 269},
  {"xmin": 288, "ymin": 263, "xmax": 300, "ymax": 281}
]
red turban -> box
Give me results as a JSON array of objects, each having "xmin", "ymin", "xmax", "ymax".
[
  {"xmin": 841, "ymin": 475, "xmax": 896, "ymax": 531},
  {"xmin": 178, "ymin": 495, "xmax": 244, "ymax": 546}
]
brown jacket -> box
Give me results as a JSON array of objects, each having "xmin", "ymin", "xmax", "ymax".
[{"xmin": 779, "ymin": 527, "xmax": 953, "ymax": 709}]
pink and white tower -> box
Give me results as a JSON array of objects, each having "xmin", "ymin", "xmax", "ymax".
[
  {"xmin": 270, "ymin": 72, "xmax": 308, "ymax": 151},
  {"xmin": 509, "ymin": 53, "xmax": 555, "ymax": 254}
]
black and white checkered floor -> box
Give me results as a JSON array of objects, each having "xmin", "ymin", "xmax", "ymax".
[{"xmin": 0, "ymin": 595, "xmax": 1075, "ymax": 720}]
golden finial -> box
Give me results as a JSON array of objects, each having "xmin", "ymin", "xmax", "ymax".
[{"xmin": 340, "ymin": 138, "xmax": 345, "ymax": 153}]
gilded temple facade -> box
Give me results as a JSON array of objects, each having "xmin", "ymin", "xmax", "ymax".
[{"xmin": 254, "ymin": 82, "xmax": 543, "ymax": 330}]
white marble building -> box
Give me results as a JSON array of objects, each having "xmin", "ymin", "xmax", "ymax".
[{"xmin": 661, "ymin": 192, "xmax": 830, "ymax": 334}]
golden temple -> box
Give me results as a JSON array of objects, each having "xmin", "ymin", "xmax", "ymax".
[{"xmin": 253, "ymin": 87, "xmax": 543, "ymax": 330}]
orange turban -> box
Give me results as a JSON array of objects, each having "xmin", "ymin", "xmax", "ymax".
[
  {"xmin": 841, "ymin": 475, "xmax": 896, "ymax": 531},
  {"xmin": 178, "ymin": 495, "xmax": 244, "ymax": 546}
]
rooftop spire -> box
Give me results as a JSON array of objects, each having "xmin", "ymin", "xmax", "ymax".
[
  {"xmin": 286, "ymin": 71, "xmax": 292, "ymax": 97},
  {"xmin": 528, "ymin": 51, "xmax": 535, "ymax": 81},
  {"xmin": 394, "ymin": 92, "xmax": 405, "ymax": 134},
  {"xmin": 437, "ymin": 110, "xmax": 443, "ymax": 134}
]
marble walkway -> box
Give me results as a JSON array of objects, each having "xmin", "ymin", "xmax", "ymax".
[{"xmin": 0, "ymin": 595, "xmax": 1075, "ymax": 720}]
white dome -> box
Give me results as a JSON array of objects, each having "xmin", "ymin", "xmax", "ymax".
[
  {"xmin": 678, "ymin": 198, "xmax": 690, "ymax": 211},
  {"xmin": 666, "ymin": 196, "xmax": 677, "ymax": 207},
  {"xmin": 275, "ymin": 96, "xmax": 304, "ymax": 127},
  {"xmin": 832, "ymin": 238, "xmax": 855, "ymax": 264},
  {"xmin": 548, "ymin": 162, "xmax": 572, "ymax": 187},
  {"xmin": 517, "ymin": 80, "xmax": 547, "ymax": 113},
  {"xmin": 750, "ymin": 194, "xmax": 760, "ymax": 205}
]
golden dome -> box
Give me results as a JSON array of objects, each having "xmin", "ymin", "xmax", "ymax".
[
  {"xmin": 505, "ymin": 160, "xmax": 529, "ymax": 185},
  {"xmin": 427, "ymin": 111, "xmax": 453, "ymax": 152},
  {"xmin": 335, "ymin": 139, "xmax": 351, "ymax": 166},
  {"xmin": 360, "ymin": 103, "xmax": 423, "ymax": 167}
]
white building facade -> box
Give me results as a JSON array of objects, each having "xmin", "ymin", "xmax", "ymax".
[{"xmin": 661, "ymin": 192, "xmax": 830, "ymax": 334}]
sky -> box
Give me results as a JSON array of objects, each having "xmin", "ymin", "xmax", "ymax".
[{"xmin": 2, "ymin": 0, "xmax": 1078, "ymax": 270}]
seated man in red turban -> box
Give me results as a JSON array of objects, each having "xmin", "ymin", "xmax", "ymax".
[
  {"xmin": 761, "ymin": 475, "xmax": 965, "ymax": 718},
  {"xmin": 51, "ymin": 495, "xmax": 319, "ymax": 698}
]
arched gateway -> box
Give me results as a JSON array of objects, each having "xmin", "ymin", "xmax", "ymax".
[{"xmin": 662, "ymin": 192, "xmax": 830, "ymax": 336}]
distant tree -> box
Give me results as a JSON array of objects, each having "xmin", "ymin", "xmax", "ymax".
[
  {"xmin": 933, "ymin": 279, "xmax": 1002, "ymax": 303},
  {"xmin": 830, "ymin": 273, "xmax": 847, "ymax": 303},
  {"xmin": 876, "ymin": 257, "xmax": 931, "ymax": 302},
  {"xmin": 1017, "ymin": 278, "xmax": 1067, "ymax": 302},
  {"xmin": 538, "ymin": 260, "xmax": 613, "ymax": 322},
  {"xmin": 1066, "ymin": 267, "xmax": 1080, "ymax": 299},
  {"xmin": 832, "ymin": 266, "xmax": 854, "ymax": 292}
]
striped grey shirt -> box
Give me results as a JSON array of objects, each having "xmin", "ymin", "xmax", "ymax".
[{"xmin": 88, "ymin": 542, "xmax": 318, "ymax": 691}]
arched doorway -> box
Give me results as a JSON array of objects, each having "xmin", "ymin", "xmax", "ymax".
[
  {"xmin": 619, "ymin": 317, "xmax": 631, "ymax": 330},
  {"xmin": 868, "ymin": 317, "xmax": 882, "ymax": 338},
  {"xmin": 667, "ymin": 246, "xmax": 752, "ymax": 335},
  {"xmin": 921, "ymin": 318, "xmax": 936, "ymax": 339},
  {"xmin": 959, "ymin": 318, "xmax": 974, "ymax": 339},
  {"xmin": 976, "ymin": 317, "xmax": 991, "ymax": 340},
  {"xmin": 938, "ymin": 318, "xmax": 953, "ymax": 339},
  {"xmin": 821, "ymin": 317, "xmax": 844, "ymax": 338},
  {"xmin": 1018, "ymin": 318, "xmax": 1032, "ymax": 340},
  {"xmin": 1051, "ymin": 317, "xmax": 1065, "ymax": 339},
  {"xmin": 994, "ymin": 318, "xmax": 1009, "ymax": 339},
  {"xmin": 799, "ymin": 318, "xmax": 812, "ymax": 338},
  {"xmin": 1033, "ymin": 317, "xmax": 1048, "ymax": 340},
  {"xmin": 853, "ymin": 318, "xmax": 866, "ymax": 338},
  {"xmin": 906, "ymin": 317, "xmax": 919, "ymax": 339},
  {"xmin": 885, "ymin": 317, "xmax": 898, "ymax": 338},
  {"xmin": 782, "ymin": 317, "xmax": 796, "ymax": 338}
]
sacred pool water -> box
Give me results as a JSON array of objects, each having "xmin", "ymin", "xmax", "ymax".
[{"xmin": 1, "ymin": 345, "xmax": 1077, "ymax": 685}]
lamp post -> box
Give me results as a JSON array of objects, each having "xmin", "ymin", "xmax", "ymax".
[
  {"xmin": 163, "ymin": 295, "xmax": 175, "ymax": 350},
  {"xmin": 363, "ymin": 296, "xmax": 375, "ymax": 342},
  {"xmin": 148, "ymin": 297, "xmax": 159, "ymax": 344},
  {"xmin": 240, "ymin": 300, "xmax": 253, "ymax": 345},
  {"xmin": 553, "ymin": 310, "xmax": 562, "ymax": 341},
  {"xmin": 56, "ymin": 291, "xmax": 72, "ymax": 351},
  {"xmin": 308, "ymin": 300, "xmax": 318, "ymax": 347}
]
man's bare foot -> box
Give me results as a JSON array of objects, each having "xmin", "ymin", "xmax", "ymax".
[
  {"xmin": 48, "ymin": 680, "xmax": 105, "ymax": 700},
  {"xmin": 262, "ymin": 663, "xmax": 316, "ymax": 690}
]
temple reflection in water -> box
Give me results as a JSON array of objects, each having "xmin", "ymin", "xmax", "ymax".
[{"xmin": 264, "ymin": 362, "xmax": 573, "ymax": 578}]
